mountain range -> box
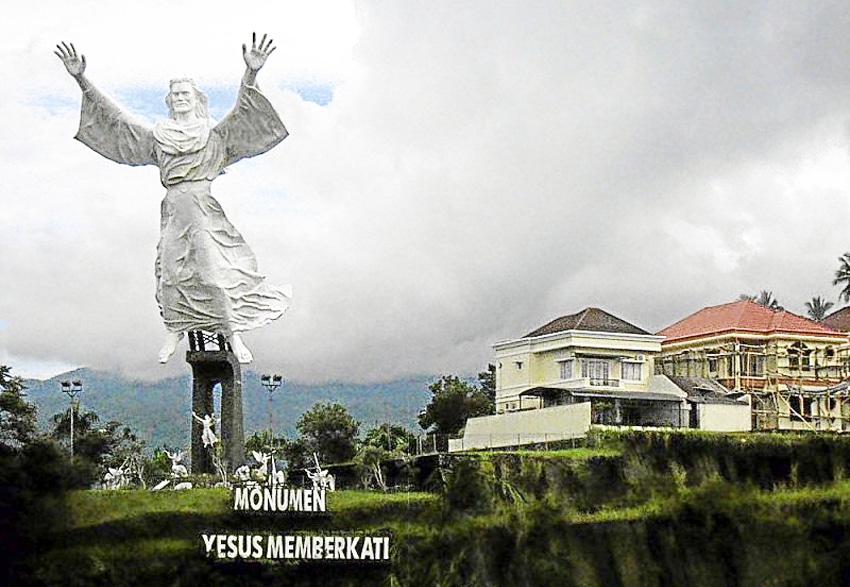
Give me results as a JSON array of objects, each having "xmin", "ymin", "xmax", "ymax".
[{"xmin": 21, "ymin": 368, "xmax": 435, "ymax": 451}]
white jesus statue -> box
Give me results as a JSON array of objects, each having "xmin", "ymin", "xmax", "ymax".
[{"xmin": 55, "ymin": 34, "xmax": 291, "ymax": 364}]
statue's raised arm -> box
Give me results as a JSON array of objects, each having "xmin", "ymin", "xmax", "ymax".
[
  {"xmin": 56, "ymin": 40, "xmax": 155, "ymax": 167},
  {"xmin": 54, "ymin": 41, "xmax": 86, "ymax": 80},
  {"xmin": 241, "ymin": 32, "xmax": 276, "ymax": 86},
  {"xmin": 215, "ymin": 32, "xmax": 288, "ymax": 168}
]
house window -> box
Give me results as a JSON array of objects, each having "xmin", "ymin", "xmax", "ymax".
[
  {"xmin": 582, "ymin": 359, "xmax": 613, "ymax": 386},
  {"xmin": 558, "ymin": 360, "xmax": 573, "ymax": 380},
  {"xmin": 789, "ymin": 395, "xmax": 813, "ymax": 421},
  {"xmin": 621, "ymin": 362, "xmax": 642, "ymax": 381},
  {"xmin": 708, "ymin": 357, "xmax": 718, "ymax": 374},
  {"xmin": 788, "ymin": 342, "xmax": 811, "ymax": 371},
  {"xmin": 744, "ymin": 355, "xmax": 765, "ymax": 377}
]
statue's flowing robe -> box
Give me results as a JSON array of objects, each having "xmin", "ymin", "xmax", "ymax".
[{"xmin": 75, "ymin": 82, "xmax": 291, "ymax": 334}]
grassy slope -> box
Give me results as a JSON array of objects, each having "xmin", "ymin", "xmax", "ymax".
[
  {"xmin": 23, "ymin": 436, "xmax": 850, "ymax": 586},
  {"xmin": 28, "ymin": 489, "xmax": 436, "ymax": 586},
  {"xmin": 30, "ymin": 480, "xmax": 850, "ymax": 586}
]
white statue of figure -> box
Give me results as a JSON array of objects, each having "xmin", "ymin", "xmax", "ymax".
[
  {"xmin": 251, "ymin": 450, "xmax": 271, "ymax": 482},
  {"xmin": 305, "ymin": 453, "xmax": 335, "ymax": 491},
  {"xmin": 192, "ymin": 411, "xmax": 219, "ymax": 448},
  {"xmin": 103, "ymin": 461, "xmax": 127, "ymax": 489},
  {"xmin": 234, "ymin": 464, "xmax": 251, "ymax": 482},
  {"xmin": 164, "ymin": 449, "xmax": 188, "ymax": 478},
  {"xmin": 250, "ymin": 449, "xmax": 284, "ymax": 486},
  {"xmin": 55, "ymin": 34, "xmax": 291, "ymax": 364}
]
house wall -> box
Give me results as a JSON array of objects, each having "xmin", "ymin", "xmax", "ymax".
[
  {"xmin": 659, "ymin": 334, "xmax": 848, "ymax": 393},
  {"xmin": 494, "ymin": 330, "xmax": 663, "ymax": 412},
  {"xmin": 697, "ymin": 403, "xmax": 751, "ymax": 432},
  {"xmin": 449, "ymin": 402, "xmax": 592, "ymax": 452},
  {"xmin": 775, "ymin": 395, "xmax": 844, "ymax": 432}
]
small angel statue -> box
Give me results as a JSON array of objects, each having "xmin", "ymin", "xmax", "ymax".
[{"xmin": 192, "ymin": 411, "xmax": 220, "ymax": 448}]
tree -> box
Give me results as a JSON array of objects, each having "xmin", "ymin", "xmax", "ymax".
[
  {"xmin": 280, "ymin": 436, "xmax": 309, "ymax": 473},
  {"xmin": 418, "ymin": 374, "xmax": 494, "ymax": 436},
  {"xmin": 295, "ymin": 402, "xmax": 360, "ymax": 464},
  {"xmin": 834, "ymin": 253, "xmax": 850, "ymax": 303},
  {"xmin": 356, "ymin": 424, "xmax": 418, "ymax": 490},
  {"xmin": 245, "ymin": 429, "xmax": 286, "ymax": 454},
  {"xmin": 739, "ymin": 290, "xmax": 782, "ymax": 310},
  {"xmin": 354, "ymin": 444, "xmax": 390, "ymax": 491},
  {"xmin": 51, "ymin": 408, "xmax": 145, "ymax": 486},
  {"xmin": 0, "ymin": 366, "xmax": 37, "ymax": 449},
  {"xmin": 363, "ymin": 423, "xmax": 416, "ymax": 454},
  {"xmin": 478, "ymin": 364, "xmax": 496, "ymax": 404},
  {"xmin": 805, "ymin": 296, "xmax": 834, "ymax": 322}
]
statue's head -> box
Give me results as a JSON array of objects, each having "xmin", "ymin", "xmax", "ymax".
[{"xmin": 165, "ymin": 78, "xmax": 209, "ymax": 120}]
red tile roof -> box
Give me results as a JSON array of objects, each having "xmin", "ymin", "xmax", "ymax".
[
  {"xmin": 658, "ymin": 300, "xmax": 843, "ymax": 343},
  {"xmin": 823, "ymin": 306, "xmax": 850, "ymax": 332}
]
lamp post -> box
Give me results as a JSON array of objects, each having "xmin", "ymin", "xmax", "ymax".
[
  {"xmin": 59, "ymin": 379, "xmax": 83, "ymax": 458},
  {"xmin": 260, "ymin": 373, "xmax": 282, "ymax": 441}
]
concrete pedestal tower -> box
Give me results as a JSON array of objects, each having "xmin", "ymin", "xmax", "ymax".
[{"xmin": 186, "ymin": 331, "xmax": 245, "ymax": 474}]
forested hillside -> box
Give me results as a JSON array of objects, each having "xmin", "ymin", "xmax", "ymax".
[{"xmin": 22, "ymin": 369, "xmax": 433, "ymax": 449}]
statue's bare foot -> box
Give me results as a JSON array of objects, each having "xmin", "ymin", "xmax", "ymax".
[
  {"xmin": 158, "ymin": 332, "xmax": 184, "ymax": 363},
  {"xmin": 230, "ymin": 333, "xmax": 253, "ymax": 364}
]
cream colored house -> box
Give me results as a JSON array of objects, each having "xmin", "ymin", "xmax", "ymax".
[
  {"xmin": 452, "ymin": 307, "xmax": 750, "ymax": 451},
  {"xmin": 493, "ymin": 308, "xmax": 692, "ymax": 427}
]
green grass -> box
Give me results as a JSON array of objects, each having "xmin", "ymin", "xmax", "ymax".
[
  {"xmin": 63, "ymin": 488, "xmax": 435, "ymax": 532},
  {"xmin": 27, "ymin": 487, "xmax": 438, "ymax": 585},
  {"xmin": 66, "ymin": 487, "xmax": 232, "ymax": 529},
  {"xmin": 24, "ymin": 434, "xmax": 850, "ymax": 586},
  {"xmin": 475, "ymin": 447, "xmax": 622, "ymax": 460}
]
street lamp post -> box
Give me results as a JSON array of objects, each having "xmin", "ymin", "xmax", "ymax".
[
  {"xmin": 260, "ymin": 374, "xmax": 282, "ymax": 441},
  {"xmin": 59, "ymin": 379, "xmax": 83, "ymax": 459}
]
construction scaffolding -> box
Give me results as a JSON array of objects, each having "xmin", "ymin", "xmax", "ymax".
[{"xmin": 658, "ymin": 339, "xmax": 850, "ymax": 431}]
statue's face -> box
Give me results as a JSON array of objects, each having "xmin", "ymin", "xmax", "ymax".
[{"xmin": 169, "ymin": 81, "xmax": 197, "ymax": 115}]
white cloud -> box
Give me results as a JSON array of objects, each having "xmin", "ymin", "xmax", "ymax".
[{"xmin": 4, "ymin": 1, "xmax": 850, "ymax": 383}]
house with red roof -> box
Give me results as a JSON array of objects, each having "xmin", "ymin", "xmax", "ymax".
[{"xmin": 658, "ymin": 299, "xmax": 850, "ymax": 431}]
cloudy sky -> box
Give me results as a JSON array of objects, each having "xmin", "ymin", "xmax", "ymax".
[{"xmin": 3, "ymin": 1, "xmax": 850, "ymax": 383}]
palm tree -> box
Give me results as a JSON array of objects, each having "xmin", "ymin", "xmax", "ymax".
[
  {"xmin": 834, "ymin": 253, "xmax": 850, "ymax": 303},
  {"xmin": 805, "ymin": 296, "xmax": 834, "ymax": 322},
  {"xmin": 740, "ymin": 291, "xmax": 782, "ymax": 310}
]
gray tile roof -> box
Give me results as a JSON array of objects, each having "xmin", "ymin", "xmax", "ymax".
[
  {"xmin": 665, "ymin": 375, "xmax": 747, "ymax": 405},
  {"xmin": 524, "ymin": 307, "xmax": 651, "ymax": 338}
]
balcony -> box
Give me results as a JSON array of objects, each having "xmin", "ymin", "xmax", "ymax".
[
  {"xmin": 589, "ymin": 378, "xmax": 619, "ymax": 387},
  {"xmin": 557, "ymin": 377, "xmax": 622, "ymax": 389}
]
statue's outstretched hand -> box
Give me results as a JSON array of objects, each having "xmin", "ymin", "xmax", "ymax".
[
  {"xmin": 54, "ymin": 41, "xmax": 86, "ymax": 77},
  {"xmin": 242, "ymin": 32, "xmax": 276, "ymax": 72}
]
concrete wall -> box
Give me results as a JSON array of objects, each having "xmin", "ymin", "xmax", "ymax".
[
  {"xmin": 697, "ymin": 403, "xmax": 751, "ymax": 432},
  {"xmin": 449, "ymin": 402, "xmax": 592, "ymax": 452}
]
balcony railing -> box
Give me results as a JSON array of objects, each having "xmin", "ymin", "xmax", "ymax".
[{"xmin": 589, "ymin": 378, "xmax": 619, "ymax": 387}]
